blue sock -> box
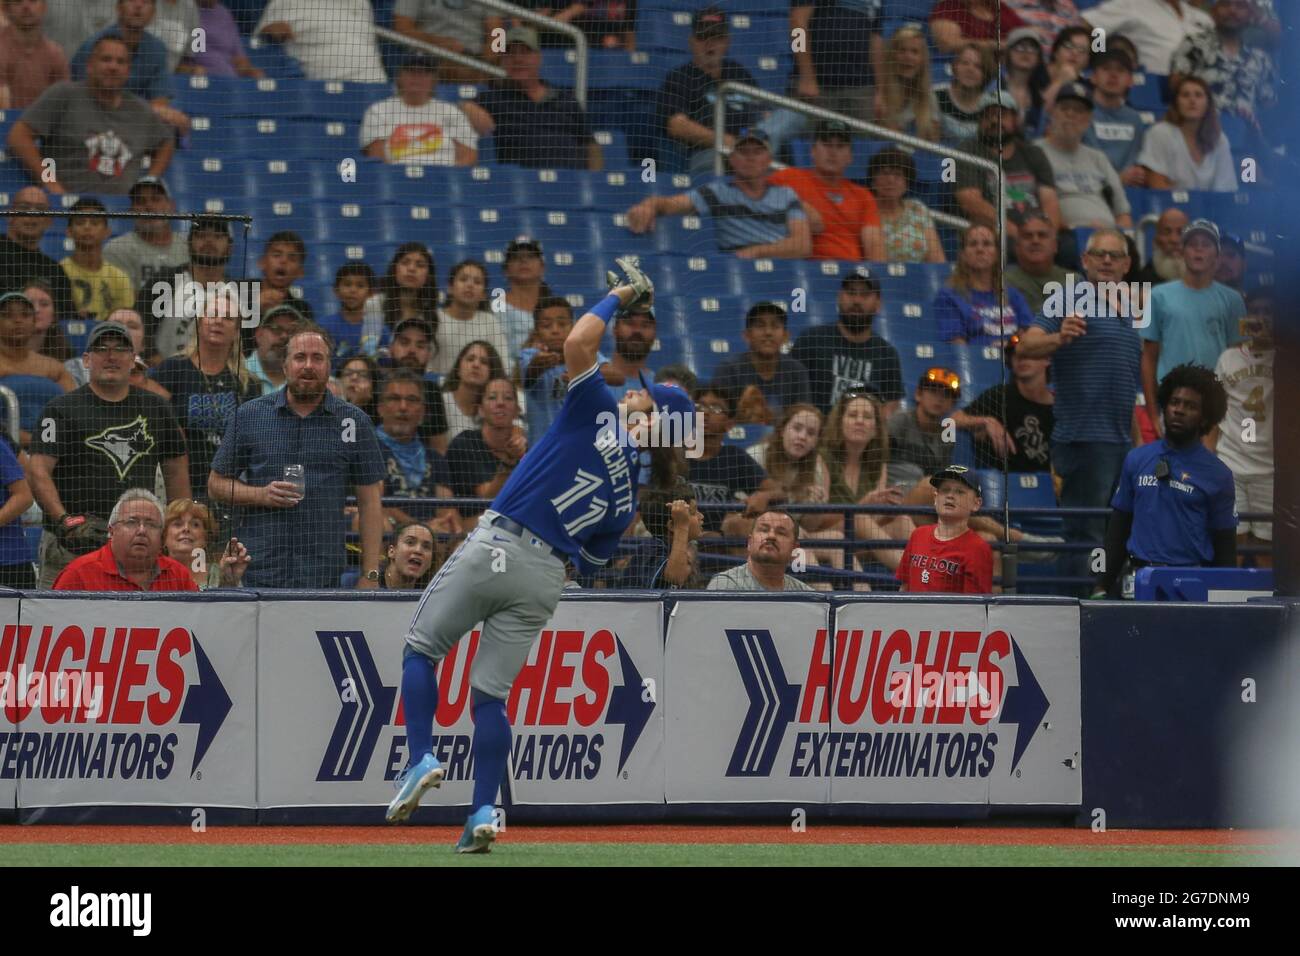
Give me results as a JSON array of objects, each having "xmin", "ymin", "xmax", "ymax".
[
  {"xmin": 589, "ymin": 292, "xmax": 620, "ymax": 325},
  {"xmin": 470, "ymin": 689, "xmax": 511, "ymax": 810},
  {"xmin": 400, "ymin": 649, "xmax": 439, "ymax": 767}
]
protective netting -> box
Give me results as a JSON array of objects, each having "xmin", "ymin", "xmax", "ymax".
[{"xmin": 0, "ymin": 0, "xmax": 1277, "ymax": 593}]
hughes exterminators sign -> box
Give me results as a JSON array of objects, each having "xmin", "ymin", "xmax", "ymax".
[
  {"xmin": 4, "ymin": 597, "xmax": 257, "ymax": 809},
  {"xmin": 665, "ymin": 599, "xmax": 1080, "ymax": 805},
  {"xmin": 258, "ymin": 599, "xmax": 664, "ymax": 810}
]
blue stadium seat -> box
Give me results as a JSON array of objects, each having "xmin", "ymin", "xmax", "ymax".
[
  {"xmin": 730, "ymin": 51, "xmax": 790, "ymax": 94},
  {"xmin": 243, "ymin": 36, "xmax": 306, "ymax": 80},
  {"xmin": 505, "ymin": 169, "xmax": 595, "ymax": 209},
  {"xmin": 1006, "ymin": 472, "xmax": 1063, "ymax": 536},
  {"xmin": 313, "ymin": 202, "xmax": 395, "ymax": 244},
  {"xmin": 588, "ymin": 170, "xmax": 649, "ymax": 209},
  {"xmin": 60, "ymin": 319, "xmax": 92, "ymax": 354},
  {"xmin": 637, "ymin": 10, "xmax": 694, "ymax": 51},
  {"xmin": 1128, "ymin": 72, "xmax": 1167, "ymax": 112},
  {"xmin": 512, "ymin": 209, "xmax": 597, "ymax": 255},
  {"xmin": 591, "ymin": 210, "xmax": 657, "ymax": 259},
  {"xmin": 247, "ymin": 197, "xmax": 318, "ymax": 242},
  {"xmin": 0, "ymin": 375, "xmax": 64, "ymax": 434},
  {"xmin": 166, "ymin": 155, "xmax": 253, "ymax": 201},
  {"xmin": 171, "ymin": 75, "xmax": 247, "ymax": 117},
  {"xmin": 594, "ymin": 129, "xmax": 631, "ymax": 168},
  {"xmin": 281, "ymin": 119, "xmax": 359, "ymax": 158},
  {"xmin": 723, "ymin": 423, "xmax": 773, "ymax": 448},
  {"xmin": 956, "ymin": 342, "xmax": 1006, "ymax": 398},
  {"xmin": 652, "ymin": 210, "xmax": 717, "ymax": 255}
]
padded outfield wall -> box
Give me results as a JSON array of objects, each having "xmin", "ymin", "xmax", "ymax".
[{"xmin": 0, "ymin": 591, "xmax": 1292, "ymax": 827}]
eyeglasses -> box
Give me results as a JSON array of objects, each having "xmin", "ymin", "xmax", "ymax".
[
  {"xmin": 698, "ymin": 403, "xmax": 728, "ymax": 415},
  {"xmin": 116, "ymin": 516, "xmax": 163, "ymax": 532},
  {"xmin": 921, "ymin": 367, "xmax": 961, "ymax": 392},
  {"xmin": 89, "ymin": 343, "xmax": 133, "ymax": 355},
  {"xmin": 1085, "ymin": 248, "xmax": 1129, "ymax": 261}
]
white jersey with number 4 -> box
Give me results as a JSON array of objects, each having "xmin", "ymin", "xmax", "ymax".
[{"xmin": 1214, "ymin": 344, "xmax": 1273, "ymax": 476}]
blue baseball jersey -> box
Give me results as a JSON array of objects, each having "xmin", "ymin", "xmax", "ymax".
[
  {"xmin": 1110, "ymin": 438, "xmax": 1237, "ymax": 565},
  {"xmin": 492, "ymin": 363, "xmax": 640, "ymax": 576}
]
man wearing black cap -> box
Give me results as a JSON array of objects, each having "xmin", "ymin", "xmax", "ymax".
[
  {"xmin": 153, "ymin": 215, "xmax": 236, "ymax": 359},
  {"xmin": 626, "ymin": 127, "xmax": 811, "ymax": 259},
  {"xmin": 360, "ymin": 54, "xmax": 483, "ymax": 167},
  {"xmin": 896, "ymin": 465, "xmax": 993, "ymax": 594},
  {"xmin": 770, "ymin": 119, "xmax": 884, "ymax": 261},
  {"xmin": 658, "ymin": 6, "xmax": 760, "ymax": 175},
  {"xmin": 1033, "ymin": 82, "xmax": 1132, "ymax": 233},
  {"xmin": 474, "ymin": 27, "xmax": 600, "ymax": 170},
  {"xmin": 790, "ymin": 267, "xmax": 903, "ymax": 415},
  {"xmin": 105, "ymin": 177, "xmax": 190, "ymax": 298},
  {"xmin": 387, "ymin": 314, "xmax": 450, "ymax": 454},
  {"xmin": 1214, "ymin": 233, "xmax": 1247, "ymax": 295},
  {"xmin": 1084, "ymin": 46, "xmax": 1152, "ymax": 186},
  {"xmin": 28, "ymin": 320, "xmax": 189, "ymax": 587}
]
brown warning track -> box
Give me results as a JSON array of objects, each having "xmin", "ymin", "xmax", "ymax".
[{"xmin": 0, "ymin": 825, "xmax": 1290, "ymax": 847}]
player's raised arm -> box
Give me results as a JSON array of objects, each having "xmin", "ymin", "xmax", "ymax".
[{"xmin": 564, "ymin": 256, "xmax": 655, "ymax": 380}]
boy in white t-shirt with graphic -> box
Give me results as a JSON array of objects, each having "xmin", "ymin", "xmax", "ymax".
[
  {"xmin": 1211, "ymin": 288, "xmax": 1273, "ymax": 565},
  {"xmin": 360, "ymin": 55, "xmax": 485, "ymax": 166}
]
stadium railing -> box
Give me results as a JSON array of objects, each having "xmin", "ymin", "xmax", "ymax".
[{"xmin": 372, "ymin": 26, "xmax": 507, "ymax": 84}]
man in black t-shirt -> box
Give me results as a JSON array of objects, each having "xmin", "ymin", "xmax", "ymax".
[
  {"xmin": 789, "ymin": 267, "xmax": 904, "ymax": 415},
  {"xmin": 791, "ymin": 1, "xmax": 883, "ymax": 123},
  {"xmin": 475, "ymin": 28, "xmax": 598, "ymax": 170},
  {"xmin": 659, "ymin": 7, "xmax": 760, "ymax": 175},
  {"xmin": 28, "ymin": 321, "xmax": 189, "ymax": 586},
  {"xmin": 384, "ymin": 316, "xmax": 450, "ymax": 454},
  {"xmin": 688, "ymin": 385, "xmax": 780, "ymax": 536},
  {"xmin": 0, "ymin": 186, "xmax": 77, "ymax": 319},
  {"xmin": 959, "ymin": 334, "xmax": 1055, "ymax": 473}
]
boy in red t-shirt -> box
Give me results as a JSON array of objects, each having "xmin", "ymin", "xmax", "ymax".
[{"xmin": 897, "ymin": 466, "xmax": 994, "ymax": 593}]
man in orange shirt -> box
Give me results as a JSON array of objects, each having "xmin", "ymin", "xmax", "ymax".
[
  {"xmin": 769, "ymin": 119, "xmax": 884, "ymax": 262},
  {"xmin": 53, "ymin": 488, "xmax": 200, "ymax": 592}
]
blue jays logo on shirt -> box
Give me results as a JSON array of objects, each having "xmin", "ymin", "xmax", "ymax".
[{"xmin": 85, "ymin": 416, "xmax": 156, "ymax": 480}]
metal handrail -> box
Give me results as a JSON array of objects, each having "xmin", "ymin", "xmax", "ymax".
[
  {"xmin": 465, "ymin": 0, "xmax": 590, "ymax": 107},
  {"xmin": 0, "ymin": 385, "xmax": 18, "ymax": 445},
  {"xmin": 374, "ymin": 25, "xmax": 506, "ymax": 83}
]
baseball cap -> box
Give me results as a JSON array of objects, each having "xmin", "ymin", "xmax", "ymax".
[
  {"xmin": 129, "ymin": 176, "xmax": 169, "ymax": 200},
  {"xmin": 1091, "ymin": 46, "xmax": 1135, "ymax": 72},
  {"xmin": 1055, "ymin": 81, "xmax": 1093, "ymax": 109},
  {"xmin": 841, "ymin": 265, "xmax": 880, "ymax": 293},
  {"xmin": 1221, "ymin": 232, "xmax": 1245, "ymax": 254},
  {"xmin": 930, "ymin": 464, "xmax": 982, "ymax": 495},
  {"xmin": 1182, "ymin": 218, "xmax": 1221, "ymax": 248},
  {"xmin": 505, "ymin": 236, "xmax": 543, "ymax": 259},
  {"xmin": 918, "ymin": 366, "xmax": 961, "ymax": 397},
  {"xmin": 692, "ymin": 6, "xmax": 728, "ymax": 39},
  {"xmin": 638, "ymin": 370, "xmax": 696, "ymax": 423},
  {"xmin": 979, "ymin": 90, "xmax": 1019, "ymax": 113},
  {"xmin": 0, "ymin": 291, "xmax": 34, "ymax": 311},
  {"xmin": 734, "ymin": 127, "xmax": 770, "ymax": 149},
  {"xmin": 191, "ymin": 215, "xmax": 230, "ymax": 237},
  {"xmin": 399, "ymin": 53, "xmax": 439, "ymax": 73},
  {"xmin": 260, "ymin": 304, "xmax": 306, "ymax": 328},
  {"xmin": 618, "ymin": 300, "xmax": 655, "ymax": 321},
  {"xmin": 1006, "ymin": 27, "xmax": 1042, "ymax": 51},
  {"xmin": 86, "ymin": 321, "xmax": 134, "ymax": 352},
  {"xmin": 392, "ymin": 316, "xmax": 435, "ymax": 339},
  {"xmin": 814, "ymin": 118, "xmax": 852, "ymax": 142},
  {"xmin": 504, "ymin": 27, "xmax": 540, "ymax": 51}
]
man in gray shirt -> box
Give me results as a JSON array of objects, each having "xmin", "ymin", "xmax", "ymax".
[
  {"xmin": 105, "ymin": 177, "xmax": 189, "ymax": 295},
  {"xmin": 393, "ymin": 0, "xmax": 503, "ymax": 82},
  {"xmin": 1034, "ymin": 83, "xmax": 1132, "ymax": 232},
  {"xmin": 706, "ymin": 510, "xmax": 814, "ymax": 592},
  {"xmin": 7, "ymin": 34, "xmax": 171, "ymax": 195},
  {"xmin": 1004, "ymin": 212, "xmax": 1069, "ymax": 317}
]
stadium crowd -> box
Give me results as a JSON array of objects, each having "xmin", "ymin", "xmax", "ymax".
[{"xmin": 0, "ymin": 0, "xmax": 1277, "ymax": 594}]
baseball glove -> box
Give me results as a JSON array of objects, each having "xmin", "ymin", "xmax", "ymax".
[
  {"xmin": 605, "ymin": 255, "xmax": 654, "ymax": 310},
  {"xmin": 56, "ymin": 514, "xmax": 111, "ymax": 556}
]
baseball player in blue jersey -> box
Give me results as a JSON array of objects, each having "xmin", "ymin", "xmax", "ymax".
[{"xmin": 386, "ymin": 257, "xmax": 695, "ymax": 852}]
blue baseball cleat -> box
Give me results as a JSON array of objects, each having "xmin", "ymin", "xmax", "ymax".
[
  {"xmin": 454, "ymin": 805, "xmax": 498, "ymax": 854},
  {"xmin": 385, "ymin": 752, "xmax": 444, "ymax": 824}
]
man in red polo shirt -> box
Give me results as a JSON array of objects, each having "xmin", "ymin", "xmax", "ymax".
[
  {"xmin": 54, "ymin": 489, "xmax": 198, "ymax": 591},
  {"xmin": 769, "ymin": 119, "xmax": 883, "ymax": 261},
  {"xmin": 897, "ymin": 465, "xmax": 994, "ymax": 594}
]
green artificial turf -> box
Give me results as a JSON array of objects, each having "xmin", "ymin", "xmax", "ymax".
[{"xmin": 0, "ymin": 842, "xmax": 1273, "ymax": 867}]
